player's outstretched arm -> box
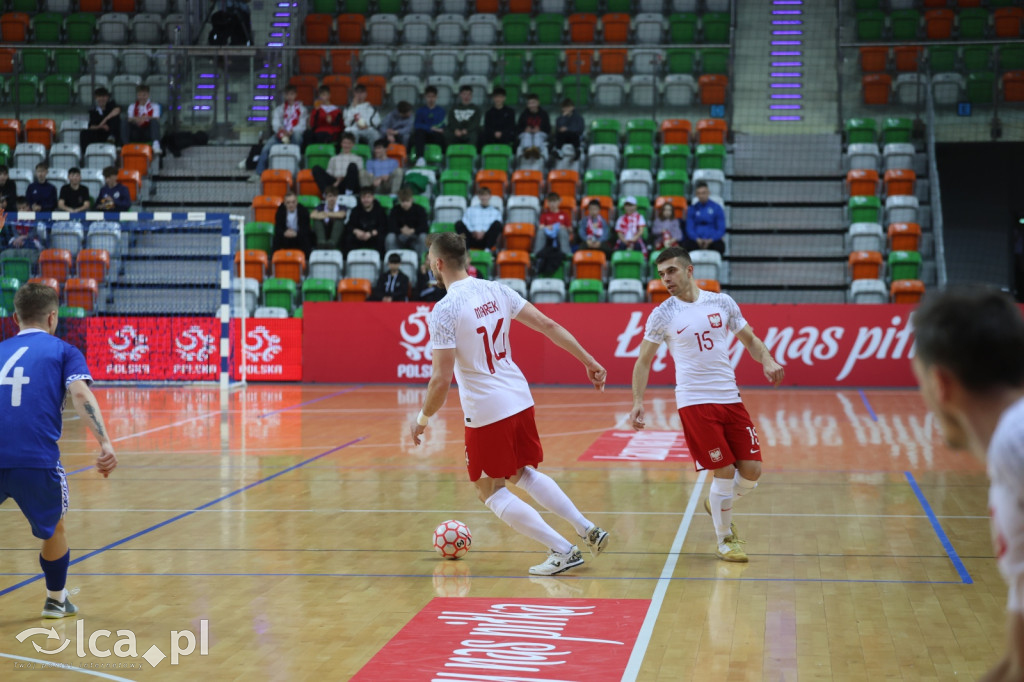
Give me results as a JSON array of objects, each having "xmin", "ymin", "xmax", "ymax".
[
  {"xmin": 735, "ymin": 325, "xmax": 784, "ymax": 387},
  {"xmin": 630, "ymin": 340, "xmax": 660, "ymax": 431},
  {"xmin": 411, "ymin": 348, "xmax": 456, "ymax": 446},
  {"xmin": 514, "ymin": 302, "xmax": 606, "ymax": 391},
  {"xmin": 68, "ymin": 380, "xmax": 117, "ymax": 478},
  {"xmin": 979, "ymin": 612, "xmax": 1024, "ymax": 682}
]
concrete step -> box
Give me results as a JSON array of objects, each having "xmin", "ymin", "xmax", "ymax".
[
  {"xmin": 727, "ymin": 289, "xmax": 848, "ymax": 304},
  {"xmin": 730, "ymin": 180, "xmax": 844, "ymax": 205},
  {"xmin": 149, "ymin": 178, "xmax": 255, "ymax": 206},
  {"xmin": 729, "ymin": 261, "xmax": 848, "ymax": 287},
  {"xmin": 730, "ymin": 206, "xmax": 847, "ymax": 231},
  {"xmin": 733, "ymin": 134, "xmax": 844, "ymax": 177},
  {"xmin": 728, "ymin": 233, "xmax": 845, "ymax": 258}
]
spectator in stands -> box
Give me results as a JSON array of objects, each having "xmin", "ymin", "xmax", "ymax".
[
  {"xmin": 455, "ymin": 186, "xmax": 503, "ymax": 251},
  {"xmin": 371, "ymin": 252, "xmax": 411, "ymax": 302},
  {"xmin": 246, "ymin": 84, "xmax": 306, "ymax": 182},
  {"xmin": 684, "ymin": 180, "xmax": 726, "ymax": 254},
  {"xmin": 312, "ymin": 132, "xmax": 363, "ymax": 196},
  {"xmin": 272, "ymin": 190, "xmax": 313, "ymax": 257},
  {"xmin": 516, "ymin": 93, "xmax": 551, "ymax": 161},
  {"xmin": 651, "ymin": 201, "xmax": 683, "ymax": 250},
  {"xmin": 81, "ymin": 87, "xmax": 122, "ymax": 150},
  {"xmin": 578, "ymin": 198, "xmax": 612, "ymax": 256},
  {"xmin": 386, "ymin": 186, "xmax": 428, "ymax": 257},
  {"xmin": 4, "ymin": 197, "xmax": 43, "ymax": 251},
  {"xmin": 343, "ymin": 84, "xmax": 381, "ymax": 147},
  {"xmin": 379, "ymin": 101, "xmax": 414, "ymax": 149},
  {"xmin": 310, "ymin": 187, "xmax": 347, "ymax": 251},
  {"xmin": 0, "ymin": 165, "xmax": 17, "ymax": 212},
  {"xmin": 57, "ymin": 168, "xmax": 90, "ymax": 213},
  {"xmin": 123, "ymin": 85, "xmax": 162, "ymax": 156},
  {"xmin": 343, "ymin": 187, "xmax": 388, "ymax": 255},
  {"xmin": 412, "ymin": 86, "xmax": 446, "ymax": 167},
  {"xmin": 446, "ymin": 86, "xmax": 481, "ymax": 150},
  {"xmin": 96, "ymin": 166, "xmax": 131, "ymax": 212},
  {"xmin": 414, "ymin": 260, "xmax": 445, "ymax": 302},
  {"xmin": 26, "ymin": 164, "xmax": 57, "ymax": 213},
  {"xmin": 363, "ymin": 140, "xmax": 403, "ymax": 196},
  {"xmin": 553, "ymin": 98, "xmax": 584, "ymax": 161},
  {"xmin": 479, "ymin": 87, "xmax": 517, "ymax": 152},
  {"xmin": 303, "ymin": 86, "xmax": 343, "ymax": 150},
  {"xmin": 614, "ymin": 196, "xmax": 649, "ymax": 257},
  {"xmin": 534, "ymin": 193, "xmax": 573, "ymax": 277}
]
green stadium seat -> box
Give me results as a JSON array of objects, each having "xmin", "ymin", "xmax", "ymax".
[
  {"xmin": 297, "ymin": 195, "xmax": 319, "ymax": 210},
  {"xmin": 430, "ymin": 222, "xmax": 455, "ymax": 234},
  {"xmin": 966, "ymin": 71, "xmax": 995, "ymax": 103},
  {"xmin": 31, "ymin": 13, "xmax": 61, "ymax": 43},
  {"xmin": 881, "ymin": 117, "xmax": 913, "ymax": 145},
  {"xmin": 302, "ymin": 277, "xmax": 336, "ymax": 303},
  {"xmin": 660, "ymin": 144, "xmax": 691, "ymax": 171},
  {"xmin": 11, "ymin": 74, "xmax": 38, "ymax": 104},
  {"xmin": 262, "ymin": 277, "xmax": 297, "ymax": 313},
  {"xmin": 1, "ymin": 252, "xmax": 32, "ymax": 283},
  {"xmin": 376, "ymin": 195, "xmax": 394, "ymax": 211},
  {"xmin": 469, "ymin": 249, "xmax": 493, "ymax": 279},
  {"xmin": 59, "ymin": 306, "xmax": 87, "ymax": 318},
  {"xmin": 377, "ymin": 0, "xmax": 401, "ymax": 11},
  {"xmin": 610, "ymin": 250, "xmax": 644, "ymax": 281},
  {"xmin": 54, "ymin": 49, "xmax": 85, "ymax": 76},
  {"xmin": 561, "ymin": 75, "xmax": 591, "ymax": 107},
  {"xmin": 482, "ymin": 144, "xmax": 514, "ymax": 172},
  {"xmin": 493, "ymin": 75, "xmax": 523, "ymax": 103},
  {"xmin": 617, "ymin": 194, "xmax": 650, "ymax": 219},
  {"xmin": 1, "ymin": 277, "xmax": 20, "ymax": 312},
  {"xmin": 43, "ymin": 74, "xmax": 74, "ymax": 105},
  {"xmin": 845, "ymin": 118, "xmax": 876, "ymax": 144},
  {"xmin": 569, "ymin": 278, "xmax": 604, "ymax": 302},
  {"xmin": 11, "ymin": 0, "xmax": 39, "ymax": 11},
  {"xmin": 20, "ymin": 48, "xmax": 49, "ymax": 74},
  {"xmin": 531, "ymin": 49, "xmax": 560, "ymax": 75},
  {"xmin": 304, "ymin": 143, "xmax": 335, "ymax": 171},
  {"xmin": 445, "ymin": 144, "xmax": 476, "ymax": 173},
  {"xmin": 1000, "ymin": 44, "xmax": 1024, "ymax": 71},
  {"xmin": 589, "ymin": 119, "xmax": 620, "ymax": 145},
  {"xmin": 958, "ymin": 8, "xmax": 989, "ymax": 40},
  {"xmin": 963, "ymin": 45, "xmax": 993, "ymax": 72},
  {"xmin": 856, "ymin": 10, "xmax": 885, "ymax": 41},
  {"xmin": 702, "ymin": 12, "xmax": 729, "ymax": 43},
  {"xmin": 413, "ymin": 195, "xmax": 430, "ymax": 213},
  {"xmin": 927, "ymin": 45, "xmax": 958, "ymax": 73},
  {"xmin": 440, "ymin": 169, "xmax": 472, "ymax": 197},
  {"xmin": 666, "ymin": 49, "xmax": 697, "ymax": 75},
  {"xmin": 502, "ymin": 15, "xmax": 531, "ymax": 44},
  {"xmin": 573, "ymin": 0, "xmax": 599, "ymax": 12},
  {"xmin": 583, "ymin": 169, "xmax": 615, "ymax": 197},
  {"xmin": 293, "ymin": 305, "xmax": 304, "ymax": 318},
  {"xmin": 412, "ymin": 143, "xmax": 444, "ymax": 167},
  {"xmin": 855, "ymin": 0, "xmax": 881, "ymax": 8},
  {"xmin": 245, "ymin": 221, "xmax": 274, "ymax": 253},
  {"xmin": 624, "ymin": 144, "xmax": 655, "ymax": 171},
  {"xmin": 700, "ymin": 48, "xmax": 729, "ymax": 76},
  {"xmin": 312, "ymin": 0, "xmax": 337, "ymax": 11},
  {"xmin": 605, "ymin": 0, "xmax": 630, "ymax": 12},
  {"xmin": 536, "ymin": 14, "xmax": 564, "ymax": 44},
  {"xmin": 890, "ymin": 10, "xmax": 920, "ymax": 41},
  {"xmin": 849, "ymin": 196, "xmax": 882, "ymax": 223},
  {"xmin": 498, "ymin": 50, "xmax": 527, "ymax": 75},
  {"xmin": 527, "ymin": 75, "xmax": 558, "ymax": 107},
  {"xmin": 0, "ymin": 144, "xmax": 9, "ymax": 167},
  {"xmin": 657, "ymin": 169, "xmax": 689, "ymax": 196},
  {"xmin": 625, "ymin": 119, "xmax": 657, "ymax": 146},
  {"xmin": 695, "ymin": 143, "xmax": 726, "ymax": 170},
  {"xmin": 65, "ymin": 13, "xmax": 98, "ymax": 44},
  {"xmin": 888, "ymin": 250, "xmax": 921, "ymax": 281},
  {"xmin": 669, "ymin": 14, "xmax": 697, "ymax": 43}
]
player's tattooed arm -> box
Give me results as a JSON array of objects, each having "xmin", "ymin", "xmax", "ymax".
[
  {"xmin": 83, "ymin": 400, "xmax": 107, "ymax": 441},
  {"xmin": 69, "ymin": 380, "xmax": 113, "ymax": 446}
]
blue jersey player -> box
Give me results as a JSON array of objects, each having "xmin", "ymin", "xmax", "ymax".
[{"xmin": 0, "ymin": 283, "xmax": 117, "ymax": 618}]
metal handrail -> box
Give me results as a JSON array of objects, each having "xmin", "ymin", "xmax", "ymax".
[{"xmin": 923, "ymin": 68, "xmax": 948, "ymax": 287}]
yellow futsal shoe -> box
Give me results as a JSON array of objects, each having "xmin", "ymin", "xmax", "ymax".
[
  {"xmin": 716, "ymin": 535, "xmax": 748, "ymax": 563},
  {"xmin": 703, "ymin": 496, "xmax": 739, "ymax": 539}
]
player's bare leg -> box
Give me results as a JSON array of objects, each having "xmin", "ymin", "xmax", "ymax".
[
  {"xmin": 511, "ymin": 466, "xmax": 609, "ymax": 558},
  {"xmin": 705, "ymin": 466, "xmax": 747, "ymax": 562},
  {"xmin": 40, "ymin": 519, "xmax": 77, "ymax": 618},
  {"xmin": 475, "ymin": 475, "xmax": 584, "ymax": 575}
]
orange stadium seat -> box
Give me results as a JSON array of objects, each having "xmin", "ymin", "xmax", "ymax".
[
  {"xmin": 79, "ymin": 0, "xmax": 103, "ymax": 10},
  {"xmin": 117, "ymin": 169, "xmax": 141, "ymax": 202},
  {"xmin": 891, "ymin": 279, "xmax": 925, "ymax": 304},
  {"xmin": 121, "ymin": 143, "xmax": 153, "ymax": 176},
  {"xmin": 507, "ymin": 0, "xmax": 532, "ymax": 13},
  {"xmin": 847, "ymin": 169, "xmax": 879, "ymax": 197},
  {"xmin": 547, "ymin": 170, "xmax": 579, "ymax": 201},
  {"xmin": 884, "ymin": 168, "xmax": 915, "ymax": 196},
  {"xmin": 252, "ymin": 195, "xmax": 283, "ymax": 224},
  {"xmin": 503, "ymin": 223, "xmax": 535, "ymax": 251},
  {"xmin": 261, "ymin": 169, "xmax": 293, "ymax": 198},
  {"xmin": 64, "ymin": 278, "xmax": 98, "ymax": 311},
  {"xmin": 581, "ymin": 195, "xmax": 612, "ymax": 222},
  {"xmin": 862, "ymin": 74, "xmax": 892, "ymax": 105},
  {"xmin": 572, "ymin": 249, "xmax": 606, "ymax": 280},
  {"xmin": 29, "ymin": 277, "xmax": 61, "ymax": 298},
  {"xmin": 112, "ymin": 0, "xmax": 136, "ymax": 11},
  {"xmin": 297, "ymin": 169, "xmax": 319, "ymax": 197},
  {"xmin": 994, "ymin": 8, "xmax": 1024, "ymax": 38},
  {"xmin": 236, "ymin": 249, "xmax": 269, "ymax": 283},
  {"xmin": 696, "ymin": 118, "xmax": 727, "ymax": 145},
  {"xmin": 476, "ymin": 169, "xmax": 508, "ymax": 197},
  {"xmin": 656, "ymin": 195, "xmax": 688, "ymax": 219},
  {"xmin": 893, "ymin": 46, "xmax": 923, "ymax": 72},
  {"xmin": 0, "ymin": 119, "xmax": 20, "ymax": 150},
  {"xmin": 304, "ymin": 14, "xmax": 334, "ymax": 44},
  {"xmin": 552, "ymin": 194, "xmax": 576, "ymax": 215},
  {"xmin": 288, "ymin": 75, "xmax": 319, "ymax": 107},
  {"xmin": 569, "ymin": 14, "xmax": 598, "ymax": 43},
  {"xmin": 511, "ymin": 170, "xmax": 542, "ymax": 197},
  {"xmin": 386, "ymin": 143, "xmax": 407, "ymax": 167},
  {"xmin": 496, "ymin": 250, "xmax": 531, "ymax": 280},
  {"xmin": 598, "ymin": 49, "xmax": 628, "ymax": 74},
  {"xmin": 647, "ymin": 279, "xmax": 669, "ymax": 304},
  {"xmin": 296, "ymin": 49, "xmax": 326, "ymax": 75},
  {"xmin": 336, "ymin": 15, "xmax": 365, "ymax": 44},
  {"xmin": 888, "ymin": 222, "xmax": 921, "ymax": 251},
  {"xmin": 76, "ymin": 249, "xmax": 110, "ymax": 284},
  {"xmin": 338, "ymin": 277, "xmax": 372, "ymax": 301},
  {"xmin": 323, "ymin": 75, "xmax": 352, "ymax": 107},
  {"xmin": 859, "ymin": 46, "xmax": 888, "ymax": 73},
  {"xmin": 25, "ymin": 119, "xmax": 56, "ymax": 149},
  {"xmin": 329, "ymin": 50, "xmax": 358, "ymax": 74},
  {"xmin": 39, "ymin": 249, "xmax": 73, "ymax": 283},
  {"xmin": 0, "ymin": 13, "xmax": 30, "ymax": 43},
  {"xmin": 565, "ymin": 49, "xmax": 594, "ymax": 74},
  {"xmin": 272, "ymin": 249, "xmax": 307, "ymax": 283},
  {"xmin": 601, "ymin": 14, "xmax": 630, "ymax": 44},
  {"xmin": 923, "ymin": 0, "xmax": 947, "ymax": 7},
  {"xmin": 660, "ymin": 119, "xmax": 691, "ymax": 145},
  {"xmin": 476, "ymin": 0, "xmax": 499, "ymax": 11},
  {"xmin": 0, "ymin": 48, "xmax": 15, "ymax": 73},
  {"xmin": 696, "ymin": 279, "xmax": 721, "ymax": 293},
  {"xmin": 848, "ymin": 250, "xmax": 883, "ymax": 280},
  {"xmin": 924, "ymin": 9, "xmax": 954, "ymax": 40},
  {"xmin": 1004, "ymin": 71, "xmax": 1024, "ymax": 103},
  {"xmin": 699, "ymin": 75, "xmax": 728, "ymax": 105},
  {"xmin": 956, "ymin": 0, "xmax": 982, "ymax": 6},
  {"xmin": 356, "ymin": 75, "xmax": 386, "ymax": 108}
]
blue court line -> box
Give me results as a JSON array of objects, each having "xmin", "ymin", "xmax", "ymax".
[
  {"xmin": 257, "ymin": 386, "xmax": 363, "ymax": 419},
  {"xmin": 905, "ymin": 471, "xmax": 973, "ymax": 584},
  {"xmin": 0, "ymin": 436, "xmax": 367, "ymax": 598},
  {"xmin": 858, "ymin": 389, "xmax": 879, "ymax": 422},
  {"xmin": 65, "ymin": 465, "xmax": 93, "ymax": 476}
]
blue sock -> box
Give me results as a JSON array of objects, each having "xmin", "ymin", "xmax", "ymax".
[{"xmin": 39, "ymin": 551, "xmax": 70, "ymax": 594}]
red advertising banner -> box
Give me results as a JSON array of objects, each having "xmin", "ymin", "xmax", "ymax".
[
  {"xmin": 578, "ymin": 429, "xmax": 692, "ymax": 463},
  {"xmin": 351, "ymin": 598, "xmax": 650, "ymax": 682},
  {"xmin": 230, "ymin": 318, "xmax": 303, "ymax": 381},
  {"xmin": 304, "ymin": 302, "xmax": 920, "ymax": 386}
]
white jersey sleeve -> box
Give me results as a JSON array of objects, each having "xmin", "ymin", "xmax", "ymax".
[
  {"xmin": 643, "ymin": 303, "xmax": 671, "ymax": 346},
  {"xmin": 722, "ymin": 293, "xmax": 747, "ymax": 334},
  {"xmin": 988, "ymin": 397, "xmax": 1024, "ymax": 613}
]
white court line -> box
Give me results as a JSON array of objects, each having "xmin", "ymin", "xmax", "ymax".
[
  {"xmin": 110, "ymin": 412, "xmax": 221, "ymax": 443},
  {"xmin": 623, "ymin": 469, "xmax": 707, "ymax": 680},
  {"xmin": 0, "ymin": 652, "xmax": 136, "ymax": 681}
]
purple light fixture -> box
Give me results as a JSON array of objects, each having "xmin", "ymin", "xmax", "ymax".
[
  {"xmin": 770, "ymin": 94, "xmax": 803, "ymax": 99},
  {"xmin": 771, "ymin": 51, "xmax": 802, "ymax": 56},
  {"xmin": 770, "ymin": 83, "xmax": 802, "ymax": 88},
  {"xmin": 771, "ymin": 40, "xmax": 802, "ymax": 46},
  {"xmin": 772, "ymin": 62, "xmax": 803, "ymax": 67},
  {"xmin": 770, "ymin": 115, "xmax": 802, "ymax": 121},
  {"xmin": 770, "ymin": 72, "xmax": 802, "ymax": 77},
  {"xmin": 770, "ymin": 104, "xmax": 802, "ymax": 110}
]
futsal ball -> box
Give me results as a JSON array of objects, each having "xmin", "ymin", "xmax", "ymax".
[{"xmin": 433, "ymin": 520, "xmax": 472, "ymax": 560}]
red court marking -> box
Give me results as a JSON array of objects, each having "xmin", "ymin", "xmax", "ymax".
[
  {"xmin": 352, "ymin": 597, "xmax": 650, "ymax": 681},
  {"xmin": 578, "ymin": 430, "xmax": 692, "ymax": 462}
]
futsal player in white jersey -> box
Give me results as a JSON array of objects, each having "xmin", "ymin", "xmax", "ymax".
[
  {"xmin": 911, "ymin": 287, "xmax": 1024, "ymax": 681},
  {"xmin": 410, "ymin": 232, "xmax": 610, "ymax": 576},
  {"xmin": 629, "ymin": 247, "xmax": 784, "ymax": 562}
]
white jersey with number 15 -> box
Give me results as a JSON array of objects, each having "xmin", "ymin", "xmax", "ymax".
[{"xmin": 429, "ymin": 277, "xmax": 534, "ymax": 428}]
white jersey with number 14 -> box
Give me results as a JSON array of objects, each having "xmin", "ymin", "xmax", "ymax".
[{"xmin": 429, "ymin": 277, "xmax": 534, "ymax": 428}]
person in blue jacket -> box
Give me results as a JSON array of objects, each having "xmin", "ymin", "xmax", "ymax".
[
  {"xmin": 684, "ymin": 180, "xmax": 726, "ymax": 254},
  {"xmin": 411, "ymin": 86, "xmax": 446, "ymax": 166},
  {"xmin": 95, "ymin": 166, "xmax": 132, "ymax": 212},
  {"xmin": 26, "ymin": 164, "xmax": 57, "ymax": 213}
]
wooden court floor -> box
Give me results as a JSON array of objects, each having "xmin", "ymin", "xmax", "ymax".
[{"xmin": 0, "ymin": 384, "xmax": 1005, "ymax": 681}]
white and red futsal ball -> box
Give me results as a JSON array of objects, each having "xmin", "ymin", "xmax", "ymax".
[{"xmin": 433, "ymin": 520, "xmax": 472, "ymax": 559}]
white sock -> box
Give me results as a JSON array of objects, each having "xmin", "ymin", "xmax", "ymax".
[
  {"xmin": 515, "ymin": 467, "xmax": 591, "ymax": 537},
  {"xmin": 485, "ymin": 488, "xmax": 573, "ymax": 554},
  {"xmin": 47, "ymin": 588, "xmax": 67, "ymax": 602},
  {"xmin": 734, "ymin": 472, "xmax": 758, "ymax": 500},
  {"xmin": 709, "ymin": 476, "xmax": 735, "ymax": 544}
]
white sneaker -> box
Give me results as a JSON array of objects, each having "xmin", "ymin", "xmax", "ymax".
[
  {"xmin": 151, "ymin": 140, "xmax": 161, "ymax": 155},
  {"xmin": 582, "ymin": 525, "xmax": 609, "ymax": 558},
  {"xmin": 247, "ymin": 174, "xmax": 260, "ymax": 183},
  {"xmin": 529, "ymin": 545, "xmax": 584, "ymax": 576},
  {"xmin": 237, "ymin": 159, "xmax": 248, "ymax": 169},
  {"xmin": 414, "ymin": 157, "xmax": 427, "ymax": 167}
]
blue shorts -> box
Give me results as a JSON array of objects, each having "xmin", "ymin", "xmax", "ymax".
[{"xmin": 0, "ymin": 465, "xmax": 69, "ymax": 540}]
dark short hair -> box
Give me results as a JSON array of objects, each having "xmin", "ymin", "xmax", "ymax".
[
  {"xmin": 283, "ymin": 85, "xmax": 297, "ymax": 95},
  {"xmin": 694, "ymin": 180, "xmax": 709, "ymax": 191},
  {"xmin": 14, "ymin": 282, "xmax": 58, "ymax": 324},
  {"xmin": 0, "ymin": 164, "xmax": 8, "ymax": 174},
  {"xmin": 587, "ymin": 199, "xmax": 603, "ymax": 209},
  {"xmin": 360, "ymin": 186, "xmax": 375, "ymax": 196},
  {"xmin": 373, "ymin": 139, "xmax": 387, "ymax": 148},
  {"xmin": 316, "ymin": 85, "xmax": 330, "ymax": 97},
  {"xmin": 353, "ymin": 84, "xmax": 366, "ymax": 93},
  {"xmin": 388, "ymin": 252, "xmax": 402, "ymax": 264},
  {"xmin": 324, "ymin": 186, "xmax": 338, "ymax": 196},
  {"xmin": 341, "ymin": 132, "xmax": 356, "ymax": 143},
  {"xmin": 35, "ymin": 163, "xmax": 48, "ymax": 171},
  {"xmin": 546, "ymin": 192, "xmax": 561, "ymax": 202},
  {"xmin": 94, "ymin": 87, "xmax": 110, "ymax": 97},
  {"xmin": 459, "ymin": 85, "xmax": 472, "ymax": 93},
  {"xmin": 68, "ymin": 167, "xmax": 81, "ymax": 175},
  {"xmin": 284, "ymin": 190, "xmax": 297, "ymax": 199},
  {"xmin": 135, "ymin": 84, "xmax": 149, "ymax": 94},
  {"xmin": 561, "ymin": 98, "xmax": 574, "ymax": 107},
  {"xmin": 525, "ymin": 92, "xmax": 539, "ymax": 101},
  {"xmin": 398, "ymin": 186, "xmax": 413, "ymax": 201},
  {"xmin": 476, "ymin": 185, "xmax": 491, "ymax": 195},
  {"xmin": 102, "ymin": 166, "xmax": 118, "ymax": 178},
  {"xmin": 491, "ymin": 87, "xmax": 506, "ymax": 97},
  {"xmin": 426, "ymin": 232, "xmax": 468, "ymax": 270},
  {"xmin": 655, "ymin": 246, "xmax": 693, "ymax": 268},
  {"xmin": 396, "ymin": 101, "xmax": 412, "ymax": 114},
  {"xmin": 913, "ymin": 286, "xmax": 1024, "ymax": 392},
  {"xmin": 424, "ymin": 85, "xmax": 438, "ymax": 96}
]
